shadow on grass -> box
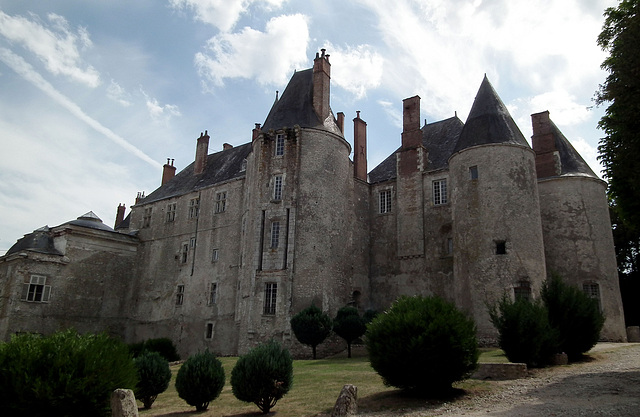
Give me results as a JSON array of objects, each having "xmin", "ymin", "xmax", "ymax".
[{"xmin": 358, "ymin": 387, "xmax": 466, "ymax": 414}]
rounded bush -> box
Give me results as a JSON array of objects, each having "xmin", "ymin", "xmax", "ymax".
[
  {"xmin": 142, "ymin": 337, "xmax": 180, "ymax": 362},
  {"xmin": 366, "ymin": 295, "xmax": 479, "ymax": 394},
  {"xmin": 290, "ymin": 305, "xmax": 332, "ymax": 359},
  {"xmin": 134, "ymin": 351, "xmax": 171, "ymax": 409},
  {"xmin": 175, "ymin": 350, "xmax": 225, "ymax": 411},
  {"xmin": 0, "ymin": 329, "xmax": 137, "ymax": 417},
  {"xmin": 489, "ymin": 295, "xmax": 558, "ymax": 367},
  {"xmin": 542, "ymin": 274, "xmax": 605, "ymax": 361},
  {"xmin": 231, "ymin": 340, "xmax": 293, "ymax": 413},
  {"xmin": 333, "ymin": 306, "xmax": 366, "ymax": 358}
]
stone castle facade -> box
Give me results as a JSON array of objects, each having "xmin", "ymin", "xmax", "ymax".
[{"xmin": 0, "ymin": 51, "xmax": 627, "ymax": 356}]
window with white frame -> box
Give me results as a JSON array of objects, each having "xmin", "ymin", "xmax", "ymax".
[
  {"xmin": 379, "ymin": 189, "xmax": 392, "ymax": 214},
  {"xmin": 142, "ymin": 207, "xmax": 152, "ymax": 228},
  {"xmin": 215, "ymin": 192, "xmax": 226, "ymax": 213},
  {"xmin": 175, "ymin": 285, "xmax": 185, "ymax": 306},
  {"xmin": 263, "ymin": 282, "xmax": 277, "ymax": 315},
  {"xmin": 208, "ymin": 283, "xmax": 217, "ymax": 305},
  {"xmin": 583, "ymin": 282, "xmax": 602, "ymax": 310},
  {"xmin": 211, "ymin": 248, "xmax": 219, "ymax": 262},
  {"xmin": 273, "ymin": 175, "xmax": 283, "ymax": 201},
  {"xmin": 275, "ymin": 133, "xmax": 285, "ymax": 156},
  {"xmin": 188, "ymin": 198, "xmax": 199, "ymax": 218},
  {"xmin": 270, "ymin": 221, "xmax": 280, "ymax": 248},
  {"xmin": 166, "ymin": 203, "xmax": 176, "ymax": 222},
  {"xmin": 433, "ymin": 179, "xmax": 448, "ymax": 205},
  {"xmin": 22, "ymin": 275, "xmax": 51, "ymax": 303}
]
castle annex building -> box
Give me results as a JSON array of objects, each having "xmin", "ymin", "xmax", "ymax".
[{"xmin": 0, "ymin": 51, "xmax": 627, "ymax": 355}]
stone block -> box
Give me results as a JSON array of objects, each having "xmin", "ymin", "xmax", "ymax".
[
  {"xmin": 111, "ymin": 389, "xmax": 138, "ymax": 417},
  {"xmin": 331, "ymin": 384, "xmax": 357, "ymax": 417}
]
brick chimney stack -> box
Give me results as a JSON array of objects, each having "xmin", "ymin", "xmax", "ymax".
[
  {"xmin": 531, "ymin": 111, "xmax": 560, "ymax": 178},
  {"xmin": 194, "ymin": 130, "xmax": 210, "ymax": 175},
  {"xmin": 353, "ymin": 111, "xmax": 367, "ymax": 181},
  {"xmin": 337, "ymin": 112, "xmax": 345, "ymax": 134},
  {"xmin": 313, "ymin": 49, "xmax": 331, "ymax": 122},
  {"xmin": 115, "ymin": 203, "xmax": 126, "ymax": 228},
  {"xmin": 162, "ymin": 158, "xmax": 176, "ymax": 185},
  {"xmin": 252, "ymin": 123, "xmax": 261, "ymax": 142},
  {"xmin": 401, "ymin": 96, "xmax": 422, "ymax": 149}
]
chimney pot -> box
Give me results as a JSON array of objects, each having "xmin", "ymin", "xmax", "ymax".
[
  {"xmin": 162, "ymin": 157, "xmax": 177, "ymax": 185},
  {"xmin": 194, "ymin": 130, "xmax": 210, "ymax": 175}
]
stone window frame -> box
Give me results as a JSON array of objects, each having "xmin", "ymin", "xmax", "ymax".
[
  {"xmin": 433, "ymin": 178, "xmax": 448, "ymax": 205},
  {"xmin": 583, "ymin": 282, "xmax": 602, "ymax": 311},
  {"xmin": 469, "ymin": 165, "xmax": 479, "ymax": 180},
  {"xmin": 275, "ymin": 133, "xmax": 285, "ymax": 156},
  {"xmin": 188, "ymin": 197, "xmax": 199, "ymax": 219},
  {"xmin": 514, "ymin": 280, "xmax": 531, "ymax": 301},
  {"xmin": 166, "ymin": 203, "xmax": 176, "ymax": 222},
  {"xmin": 142, "ymin": 207, "xmax": 152, "ymax": 228},
  {"xmin": 263, "ymin": 282, "xmax": 277, "ymax": 315},
  {"xmin": 211, "ymin": 248, "xmax": 219, "ymax": 262},
  {"xmin": 215, "ymin": 191, "xmax": 227, "ymax": 214},
  {"xmin": 21, "ymin": 274, "xmax": 51, "ymax": 303},
  {"xmin": 272, "ymin": 174, "xmax": 283, "ymax": 201},
  {"xmin": 180, "ymin": 243, "xmax": 189, "ymax": 263},
  {"xmin": 378, "ymin": 188, "xmax": 392, "ymax": 214},
  {"xmin": 270, "ymin": 221, "xmax": 280, "ymax": 248},
  {"xmin": 175, "ymin": 285, "xmax": 185, "ymax": 306},
  {"xmin": 205, "ymin": 322, "xmax": 214, "ymax": 339},
  {"xmin": 208, "ymin": 282, "xmax": 218, "ymax": 305}
]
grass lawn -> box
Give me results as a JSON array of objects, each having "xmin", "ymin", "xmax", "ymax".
[{"xmin": 138, "ymin": 348, "xmax": 505, "ymax": 416}]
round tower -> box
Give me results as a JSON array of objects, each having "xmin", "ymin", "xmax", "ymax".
[
  {"xmin": 532, "ymin": 111, "xmax": 626, "ymax": 341},
  {"xmin": 449, "ymin": 77, "xmax": 547, "ymax": 341}
]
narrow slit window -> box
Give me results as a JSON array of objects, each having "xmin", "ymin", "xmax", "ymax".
[
  {"xmin": 270, "ymin": 221, "xmax": 280, "ymax": 248},
  {"xmin": 273, "ymin": 175, "xmax": 283, "ymax": 201},
  {"xmin": 175, "ymin": 285, "xmax": 185, "ymax": 306},
  {"xmin": 469, "ymin": 165, "xmax": 479, "ymax": 180},
  {"xmin": 275, "ymin": 133, "xmax": 285, "ymax": 156},
  {"xmin": 205, "ymin": 323, "xmax": 214, "ymax": 339},
  {"xmin": 496, "ymin": 240, "xmax": 507, "ymax": 255},
  {"xmin": 208, "ymin": 283, "xmax": 217, "ymax": 305},
  {"xmin": 263, "ymin": 282, "xmax": 277, "ymax": 315}
]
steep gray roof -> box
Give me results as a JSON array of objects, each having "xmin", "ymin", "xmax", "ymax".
[
  {"xmin": 549, "ymin": 120, "xmax": 599, "ymax": 179},
  {"xmin": 6, "ymin": 226, "xmax": 62, "ymax": 256},
  {"xmin": 65, "ymin": 211, "xmax": 114, "ymax": 232},
  {"xmin": 140, "ymin": 142, "xmax": 252, "ymax": 205},
  {"xmin": 368, "ymin": 116, "xmax": 464, "ymax": 184},
  {"xmin": 454, "ymin": 76, "xmax": 528, "ymax": 153},
  {"xmin": 262, "ymin": 69, "xmax": 321, "ymax": 131}
]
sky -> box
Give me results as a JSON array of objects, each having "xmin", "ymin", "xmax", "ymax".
[{"xmin": 0, "ymin": 0, "xmax": 616, "ymax": 254}]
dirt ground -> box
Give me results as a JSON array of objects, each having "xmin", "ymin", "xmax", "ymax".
[{"xmin": 362, "ymin": 343, "xmax": 640, "ymax": 417}]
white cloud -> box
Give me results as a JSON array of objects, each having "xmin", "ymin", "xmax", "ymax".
[
  {"xmin": 142, "ymin": 89, "xmax": 182, "ymax": 121},
  {"xmin": 377, "ymin": 99, "xmax": 402, "ymax": 129},
  {"xmin": 107, "ymin": 80, "xmax": 132, "ymax": 107},
  {"xmin": 324, "ymin": 42, "xmax": 383, "ymax": 99},
  {"xmin": 169, "ymin": 0, "xmax": 287, "ymax": 32},
  {"xmin": 0, "ymin": 47, "xmax": 160, "ymax": 169},
  {"xmin": 0, "ymin": 11, "xmax": 100, "ymax": 87},
  {"xmin": 195, "ymin": 14, "xmax": 309, "ymax": 87},
  {"xmin": 528, "ymin": 91, "xmax": 590, "ymax": 126}
]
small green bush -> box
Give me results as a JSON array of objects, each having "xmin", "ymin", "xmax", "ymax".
[
  {"xmin": 290, "ymin": 305, "xmax": 332, "ymax": 359},
  {"xmin": 0, "ymin": 329, "xmax": 137, "ymax": 417},
  {"xmin": 231, "ymin": 340, "xmax": 293, "ymax": 414},
  {"xmin": 488, "ymin": 295, "xmax": 558, "ymax": 367},
  {"xmin": 333, "ymin": 306, "xmax": 366, "ymax": 358},
  {"xmin": 175, "ymin": 350, "xmax": 225, "ymax": 411},
  {"xmin": 366, "ymin": 295, "xmax": 478, "ymax": 394},
  {"xmin": 130, "ymin": 337, "xmax": 180, "ymax": 362},
  {"xmin": 542, "ymin": 274, "xmax": 605, "ymax": 361},
  {"xmin": 134, "ymin": 351, "xmax": 171, "ymax": 409}
]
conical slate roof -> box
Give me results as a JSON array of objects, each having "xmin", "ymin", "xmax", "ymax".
[
  {"xmin": 549, "ymin": 120, "xmax": 599, "ymax": 179},
  {"xmin": 454, "ymin": 76, "xmax": 528, "ymax": 153},
  {"xmin": 262, "ymin": 69, "xmax": 321, "ymax": 131}
]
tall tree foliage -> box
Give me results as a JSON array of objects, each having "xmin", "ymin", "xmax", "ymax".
[{"xmin": 596, "ymin": 0, "xmax": 640, "ymax": 226}]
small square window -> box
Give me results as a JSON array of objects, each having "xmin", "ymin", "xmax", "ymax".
[
  {"xmin": 215, "ymin": 192, "xmax": 226, "ymax": 213},
  {"xmin": 496, "ymin": 240, "xmax": 507, "ymax": 255},
  {"xmin": 514, "ymin": 281, "xmax": 531, "ymax": 301},
  {"xmin": 469, "ymin": 165, "xmax": 479, "ymax": 180},
  {"xmin": 275, "ymin": 133, "xmax": 285, "ymax": 156},
  {"xmin": 22, "ymin": 275, "xmax": 51, "ymax": 303},
  {"xmin": 379, "ymin": 189, "xmax": 392, "ymax": 214},
  {"xmin": 176, "ymin": 285, "xmax": 185, "ymax": 306}
]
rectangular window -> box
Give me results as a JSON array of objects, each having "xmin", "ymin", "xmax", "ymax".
[
  {"xmin": 181, "ymin": 243, "xmax": 189, "ymax": 263},
  {"xmin": 273, "ymin": 175, "xmax": 283, "ymax": 201},
  {"xmin": 22, "ymin": 275, "xmax": 51, "ymax": 303},
  {"xmin": 446, "ymin": 238, "xmax": 453, "ymax": 255},
  {"xmin": 189, "ymin": 198, "xmax": 199, "ymax": 219},
  {"xmin": 433, "ymin": 179, "xmax": 448, "ymax": 205},
  {"xmin": 190, "ymin": 237, "xmax": 196, "ymax": 248},
  {"xmin": 496, "ymin": 240, "xmax": 507, "ymax": 255},
  {"xmin": 514, "ymin": 281, "xmax": 531, "ymax": 301},
  {"xmin": 215, "ymin": 192, "xmax": 226, "ymax": 213},
  {"xmin": 142, "ymin": 207, "xmax": 152, "ymax": 228},
  {"xmin": 379, "ymin": 189, "xmax": 392, "ymax": 214},
  {"xmin": 469, "ymin": 165, "xmax": 479, "ymax": 180},
  {"xmin": 175, "ymin": 285, "xmax": 185, "ymax": 306},
  {"xmin": 275, "ymin": 133, "xmax": 285, "ymax": 156},
  {"xmin": 208, "ymin": 283, "xmax": 217, "ymax": 305},
  {"xmin": 206, "ymin": 323, "xmax": 214, "ymax": 339},
  {"xmin": 211, "ymin": 248, "xmax": 219, "ymax": 262},
  {"xmin": 166, "ymin": 203, "xmax": 176, "ymax": 222},
  {"xmin": 583, "ymin": 283, "xmax": 602, "ymax": 311},
  {"xmin": 270, "ymin": 221, "xmax": 280, "ymax": 248},
  {"xmin": 263, "ymin": 282, "xmax": 277, "ymax": 315}
]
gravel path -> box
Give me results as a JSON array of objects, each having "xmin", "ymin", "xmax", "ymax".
[{"xmin": 362, "ymin": 343, "xmax": 640, "ymax": 417}]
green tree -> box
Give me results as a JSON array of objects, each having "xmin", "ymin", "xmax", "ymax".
[
  {"xmin": 231, "ymin": 340, "xmax": 293, "ymax": 414},
  {"xmin": 333, "ymin": 306, "xmax": 366, "ymax": 358},
  {"xmin": 134, "ymin": 351, "xmax": 171, "ymax": 409},
  {"xmin": 610, "ymin": 201, "xmax": 640, "ymax": 325},
  {"xmin": 290, "ymin": 305, "xmax": 332, "ymax": 359},
  {"xmin": 175, "ymin": 350, "xmax": 225, "ymax": 411},
  {"xmin": 595, "ymin": 0, "xmax": 640, "ymax": 226}
]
